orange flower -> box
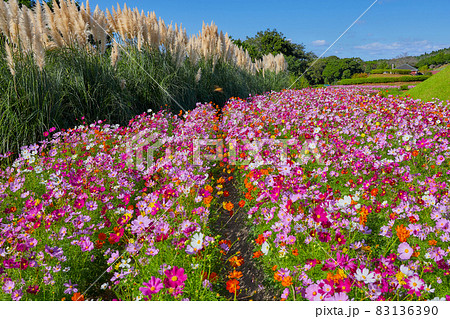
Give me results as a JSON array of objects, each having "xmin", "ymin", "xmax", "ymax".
[
  {"xmin": 72, "ymin": 293, "xmax": 85, "ymax": 301},
  {"xmin": 238, "ymin": 200, "xmax": 245, "ymax": 208},
  {"xmin": 370, "ymin": 188, "xmax": 378, "ymax": 196},
  {"xmin": 396, "ymin": 224, "xmax": 410, "ymax": 243},
  {"xmin": 228, "ymin": 270, "xmax": 243, "ymax": 279},
  {"xmin": 272, "ymin": 265, "xmax": 278, "ymax": 271},
  {"xmin": 412, "ymin": 150, "xmax": 419, "ymax": 157},
  {"xmin": 292, "ymin": 248, "xmax": 299, "ymax": 256},
  {"xmin": 223, "ymin": 202, "xmax": 234, "ymax": 211},
  {"xmin": 281, "ymin": 276, "xmax": 293, "ymax": 287},
  {"xmin": 255, "ymin": 234, "xmax": 266, "ymax": 245},
  {"xmin": 203, "ymin": 195, "xmax": 213, "ymax": 205},
  {"xmin": 229, "ymin": 255, "xmax": 244, "ymax": 268},
  {"xmin": 359, "ymin": 206, "xmax": 369, "ymax": 226},
  {"xmin": 326, "ymin": 272, "xmax": 334, "ymax": 283},
  {"xmin": 205, "ymin": 185, "xmax": 213, "ymax": 193},
  {"xmin": 226, "ymin": 279, "xmax": 240, "ymax": 294},
  {"xmin": 274, "ymin": 272, "xmax": 283, "ymax": 282},
  {"xmin": 428, "ymin": 240, "xmax": 437, "ymax": 246},
  {"xmin": 253, "ymin": 251, "xmax": 263, "ymax": 259}
]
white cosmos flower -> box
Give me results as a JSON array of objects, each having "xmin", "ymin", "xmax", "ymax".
[
  {"xmin": 337, "ymin": 195, "xmax": 352, "ymax": 208},
  {"xmin": 355, "ymin": 268, "xmax": 376, "ymax": 284},
  {"xmin": 400, "ymin": 265, "xmax": 414, "ymax": 277},
  {"xmin": 261, "ymin": 242, "xmax": 270, "ymax": 255},
  {"xmin": 191, "ymin": 233, "xmax": 204, "ymax": 250},
  {"xmin": 402, "ymin": 134, "xmax": 412, "ymax": 142}
]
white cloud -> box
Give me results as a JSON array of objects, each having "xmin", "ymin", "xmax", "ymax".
[
  {"xmin": 312, "ymin": 40, "xmax": 327, "ymax": 46},
  {"xmin": 354, "ymin": 40, "xmax": 450, "ymax": 57}
]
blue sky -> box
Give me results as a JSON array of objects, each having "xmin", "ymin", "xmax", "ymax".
[{"xmin": 90, "ymin": 0, "xmax": 450, "ymax": 61}]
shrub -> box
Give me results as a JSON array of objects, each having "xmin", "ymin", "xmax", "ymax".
[
  {"xmin": 370, "ymin": 69, "xmax": 412, "ymax": 75},
  {"xmin": 338, "ymin": 75, "xmax": 431, "ymax": 85},
  {"xmin": 351, "ymin": 73, "xmax": 368, "ymax": 79}
]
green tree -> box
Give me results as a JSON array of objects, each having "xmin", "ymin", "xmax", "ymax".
[
  {"xmin": 322, "ymin": 57, "xmax": 364, "ymax": 84},
  {"xmin": 305, "ymin": 58, "xmax": 328, "ymax": 85},
  {"xmin": 232, "ymin": 29, "xmax": 316, "ymax": 76}
]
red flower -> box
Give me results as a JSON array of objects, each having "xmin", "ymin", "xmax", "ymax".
[
  {"xmin": 255, "ymin": 234, "xmax": 266, "ymax": 245},
  {"xmin": 226, "ymin": 279, "xmax": 240, "ymax": 294},
  {"xmin": 72, "ymin": 292, "xmax": 85, "ymax": 301}
]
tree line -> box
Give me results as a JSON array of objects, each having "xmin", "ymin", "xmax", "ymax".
[
  {"xmin": 232, "ymin": 29, "xmax": 365, "ymax": 85},
  {"xmin": 232, "ymin": 28, "xmax": 450, "ymax": 85}
]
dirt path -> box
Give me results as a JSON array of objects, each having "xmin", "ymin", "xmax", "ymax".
[{"xmin": 212, "ymin": 173, "xmax": 275, "ymax": 301}]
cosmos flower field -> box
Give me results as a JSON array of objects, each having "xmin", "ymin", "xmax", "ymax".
[{"xmin": 1, "ymin": 87, "xmax": 450, "ymax": 301}]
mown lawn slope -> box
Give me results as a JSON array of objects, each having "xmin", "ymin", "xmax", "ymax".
[{"xmin": 407, "ymin": 65, "xmax": 450, "ymax": 102}]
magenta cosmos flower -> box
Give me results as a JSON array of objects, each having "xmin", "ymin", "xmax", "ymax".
[
  {"xmin": 140, "ymin": 277, "xmax": 163, "ymax": 297},
  {"xmin": 312, "ymin": 206, "xmax": 328, "ymax": 223},
  {"xmin": 398, "ymin": 242, "xmax": 413, "ymax": 261},
  {"xmin": 164, "ymin": 266, "xmax": 188, "ymax": 288}
]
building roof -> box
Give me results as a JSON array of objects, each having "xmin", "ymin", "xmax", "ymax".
[{"xmin": 395, "ymin": 64, "xmax": 418, "ymax": 71}]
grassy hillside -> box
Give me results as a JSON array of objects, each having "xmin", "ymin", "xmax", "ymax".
[{"xmin": 407, "ymin": 65, "xmax": 450, "ymax": 102}]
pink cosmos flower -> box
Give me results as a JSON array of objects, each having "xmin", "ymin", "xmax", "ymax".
[
  {"xmin": 335, "ymin": 233, "xmax": 346, "ymax": 246},
  {"xmin": 304, "ymin": 284, "xmax": 320, "ymax": 301},
  {"xmin": 140, "ymin": 277, "xmax": 163, "ymax": 298},
  {"xmin": 86, "ymin": 201, "xmax": 98, "ymax": 211},
  {"xmin": 312, "ymin": 206, "xmax": 328, "ymax": 223},
  {"xmin": 281, "ymin": 287, "xmax": 290, "ymax": 300},
  {"xmin": 164, "ymin": 266, "xmax": 187, "ymax": 288},
  {"xmin": 131, "ymin": 215, "xmax": 151, "ymax": 234},
  {"xmin": 109, "ymin": 228, "xmax": 124, "ymax": 244},
  {"xmin": 398, "ymin": 242, "xmax": 413, "ymax": 261},
  {"xmin": 3, "ymin": 280, "xmax": 15, "ymax": 294},
  {"xmin": 79, "ymin": 236, "xmax": 94, "ymax": 252},
  {"xmin": 11, "ymin": 289, "xmax": 23, "ymax": 301},
  {"xmin": 406, "ymin": 275, "xmax": 424, "ymax": 296},
  {"xmin": 336, "ymin": 278, "xmax": 352, "ymax": 294},
  {"xmin": 73, "ymin": 199, "xmax": 85, "ymax": 210},
  {"xmin": 325, "ymin": 292, "xmax": 349, "ymax": 301}
]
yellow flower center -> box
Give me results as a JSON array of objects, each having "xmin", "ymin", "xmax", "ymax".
[{"xmin": 171, "ymin": 276, "xmax": 178, "ymax": 282}]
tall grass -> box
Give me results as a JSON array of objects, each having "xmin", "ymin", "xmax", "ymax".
[
  {"xmin": 0, "ymin": 38, "xmax": 289, "ymax": 156},
  {"xmin": 0, "ymin": 1, "xmax": 290, "ymax": 156}
]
